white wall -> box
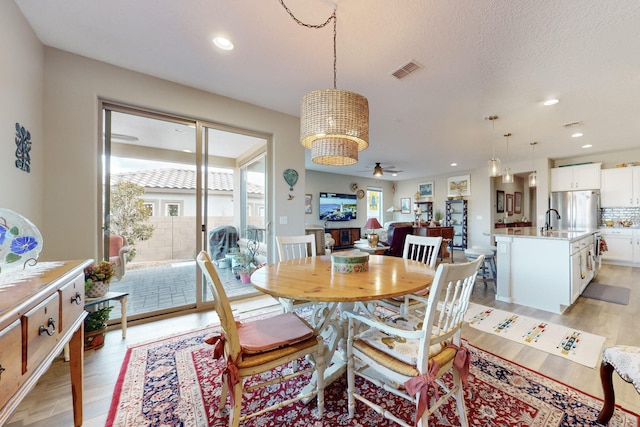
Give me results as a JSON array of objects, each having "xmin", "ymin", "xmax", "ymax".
[{"xmin": 0, "ymin": 1, "xmax": 44, "ymax": 225}]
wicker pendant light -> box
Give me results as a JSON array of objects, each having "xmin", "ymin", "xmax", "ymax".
[
  {"xmin": 281, "ymin": 0, "xmax": 369, "ymax": 165},
  {"xmin": 302, "ymin": 89, "xmax": 369, "ymax": 165}
]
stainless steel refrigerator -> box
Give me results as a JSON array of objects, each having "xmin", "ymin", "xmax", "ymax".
[{"xmin": 549, "ymin": 190, "xmax": 600, "ymax": 230}]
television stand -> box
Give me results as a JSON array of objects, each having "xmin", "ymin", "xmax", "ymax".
[{"xmin": 325, "ymin": 227, "xmax": 361, "ymax": 249}]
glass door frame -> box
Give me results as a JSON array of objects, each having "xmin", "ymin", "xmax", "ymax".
[{"xmin": 99, "ymin": 99, "xmax": 272, "ymax": 317}]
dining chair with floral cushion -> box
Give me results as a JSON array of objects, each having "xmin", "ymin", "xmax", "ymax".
[
  {"xmin": 344, "ymin": 255, "xmax": 483, "ymax": 427},
  {"xmin": 196, "ymin": 251, "xmax": 325, "ymax": 427}
]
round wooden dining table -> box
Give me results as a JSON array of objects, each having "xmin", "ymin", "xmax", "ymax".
[
  {"xmin": 251, "ymin": 253, "xmax": 435, "ymax": 392},
  {"xmin": 250, "ymin": 254, "xmax": 435, "ymax": 303}
]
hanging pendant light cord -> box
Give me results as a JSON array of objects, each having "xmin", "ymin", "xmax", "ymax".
[
  {"xmin": 279, "ymin": 0, "xmax": 338, "ymax": 89},
  {"xmin": 492, "ymin": 119, "xmax": 496, "ymax": 158},
  {"xmin": 504, "ymin": 133, "xmax": 511, "ymax": 163}
]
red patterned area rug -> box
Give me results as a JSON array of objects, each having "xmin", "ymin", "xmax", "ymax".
[{"xmin": 107, "ymin": 325, "xmax": 639, "ymax": 427}]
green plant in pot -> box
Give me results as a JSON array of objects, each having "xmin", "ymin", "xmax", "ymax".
[
  {"xmin": 84, "ymin": 305, "xmax": 114, "ymax": 350},
  {"xmin": 434, "ymin": 209, "xmax": 443, "ymax": 225},
  {"xmin": 84, "ymin": 260, "xmax": 115, "ymax": 298}
]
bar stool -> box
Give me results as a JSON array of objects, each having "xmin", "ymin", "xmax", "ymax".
[{"xmin": 464, "ymin": 247, "xmax": 497, "ymax": 291}]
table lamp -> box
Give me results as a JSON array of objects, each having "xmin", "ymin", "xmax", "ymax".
[{"xmin": 364, "ymin": 218, "xmax": 383, "ymax": 248}]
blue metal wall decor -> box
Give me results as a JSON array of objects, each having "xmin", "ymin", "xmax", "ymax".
[
  {"xmin": 283, "ymin": 168, "xmax": 298, "ymax": 190},
  {"xmin": 15, "ymin": 122, "xmax": 32, "ymax": 173}
]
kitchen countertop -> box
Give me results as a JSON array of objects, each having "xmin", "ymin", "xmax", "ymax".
[{"xmin": 488, "ymin": 226, "xmax": 599, "ymax": 241}]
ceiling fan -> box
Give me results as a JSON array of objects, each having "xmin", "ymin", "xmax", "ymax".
[{"xmin": 358, "ymin": 162, "xmax": 403, "ymax": 177}]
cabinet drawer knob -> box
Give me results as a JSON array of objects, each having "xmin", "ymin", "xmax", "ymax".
[
  {"xmin": 39, "ymin": 317, "xmax": 56, "ymax": 336},
  {"xmin": 70, "ymin": 292, "xmax": 82, "ymax": 305},
  {"xmin": 0, "ymin": 364, "xmax": 5, "ymax": 380}
]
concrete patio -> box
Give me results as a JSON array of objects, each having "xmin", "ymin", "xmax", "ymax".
[{"xmin": 106, "ymin": 260, "xmax": 261, "ymax": 321}]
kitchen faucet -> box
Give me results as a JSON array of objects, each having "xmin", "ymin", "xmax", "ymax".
[{"xmin": 544, "ymin": 208, "xmax": 561, "ymax": 231}]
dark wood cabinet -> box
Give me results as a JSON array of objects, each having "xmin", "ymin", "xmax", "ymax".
[
  {"xmin": 326, "ymin": 227, "xmax": 361, "ymax": 249},
  {"xmin": 495, "ymin": 221, "xmax": 532, "ymax": 228},
  {"xmin": 413, "ymin": 226, "xmax": 454, "ymax": 257}
]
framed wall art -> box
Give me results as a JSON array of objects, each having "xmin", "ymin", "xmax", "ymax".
[
  {"xmin": 304, "ymin": 194, "xmax": 312, "ymax": 214},
  {"xmin": 418, "ymin": 181, "xmax": 434, "ymax": 197},
  {"xmin": 514, "ymin": 192, "xmax": 522, "ymax": 214},
  {"xmin": 506, "ymin": 193, "xmax": 514, "ymax": 215},
  {"xmin": 496, "ymin": 190, "xmax": 505, "ymax": 213},
  {"xmin": 400, "ymin": 198, "xmax": 411, "ymax": 214},
  {"xmin": 447, "ymin": 174, "xmax": 471, "ymax": 197}
]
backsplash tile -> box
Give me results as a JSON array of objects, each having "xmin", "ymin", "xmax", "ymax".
[{"xmin": 600, "ymin": 207, "xmax": 640, "ymax": 227}]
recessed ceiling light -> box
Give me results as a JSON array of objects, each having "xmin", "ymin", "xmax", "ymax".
[
  {"xmin": 391, "ymin": 172, "xmax": 398, "ymax": 177},
  {"xmin": 582, "ymin": 144, "xmax": 592, "ymax": 149},
  {"xmin": 571, "ymin": 132, "xmax": 584, "ymax": 138},
  {"xmin": 182, "ymin": 149, "xmax": 193, "ymax": 153},
  {"xmin": 450, "ymin": 162, "xmax": 458, "ymax": 167},
  {"xmin": 543, "ymin": 99, "xmax": 559, "ymax": 106},
  {"xmin": 213, "ymin": 36, "xmax": 234, "ymax": 51}
]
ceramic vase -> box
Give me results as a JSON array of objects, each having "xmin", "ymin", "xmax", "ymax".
[{"xmin": 86, "ymin": 281, "xmax": 109, "ymax": 298}]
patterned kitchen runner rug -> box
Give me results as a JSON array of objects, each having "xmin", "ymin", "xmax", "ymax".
[
  {"xmin": 464, "ymin": 302, "xmax": 607, "ymax": 368},
  {"xmin": 105, "ymin": 325, "xmax": 638, "ymax": 427}
]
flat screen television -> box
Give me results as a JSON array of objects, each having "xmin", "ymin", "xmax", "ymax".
[{"xmin": 319, "ymin": 192, "xmax": 357, "ymax": 221}]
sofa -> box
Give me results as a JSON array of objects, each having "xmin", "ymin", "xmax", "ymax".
[{"xmin": 382, "ymin": 222, "xmax": 414, "ymax": 257}]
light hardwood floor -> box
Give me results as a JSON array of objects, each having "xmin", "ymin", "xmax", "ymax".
[{"xmin": 6, "ymin": 260, "xmax": 640, "ymax": 426}]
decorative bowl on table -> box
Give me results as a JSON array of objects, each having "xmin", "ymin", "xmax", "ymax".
[
  {"xmin": 604, "ymin": 220, "xmax": 614, "ymax": 227},
  {"xmin": 621, "ymin": 220, "xmax": 632, "ymax": 227},
  {"xmin": 0, "ymin": 208, "xmax": 43, "ymax": 275},
  {"xmin": 331, "ymin": 251, "xmax": 369, "ymax": 273}
]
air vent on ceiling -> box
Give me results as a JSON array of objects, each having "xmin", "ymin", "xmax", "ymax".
[
  {"xmin": 562, "ymin": 121, "xmax": 583, "ymax": 128},
  {"xmin": 391, "ymin": 60, "xmax": 423, "ymax": 80}
]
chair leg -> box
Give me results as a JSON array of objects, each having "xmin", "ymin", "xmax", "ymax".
[
  {"xmin": 453, "ymin": 369, "xmax": 469, "ymax": 427},
  {"xmin": 229, "ymin": 381, "xmax": 243, "ymax": 427},
  {"xmin": 597, "ymin": 361, "xmax": 616, "ymax": 425},
  {"xmin": 347, "ymin": 320, "xmax": 356, "ymax": 418},
  {"xmin": 219, "ymin": 376, "xmax": 229, "ymax": 415},
  {"xmin": 316, "ymin": 338, "xmax": 326, "ymax": 418}
]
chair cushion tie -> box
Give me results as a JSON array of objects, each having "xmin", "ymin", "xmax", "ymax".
[
  {"xmin": 205, "ymin": 334, "xmax": 226, "ymax": 360},
  {"xmin": 404, "ymin": 343, "xmax": 469, "ymax": 426},
  {"xmin": 205, "ymin": 334, "xmax": 243, "ymax": 405},
  {"xmin": 404, "ymin": 360, "xmax": 440, "ymax": 426}
]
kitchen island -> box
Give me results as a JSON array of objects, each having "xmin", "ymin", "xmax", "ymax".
[{"xmin": 491, "ymin": 227, "xmax": 599, "ymax": 314}]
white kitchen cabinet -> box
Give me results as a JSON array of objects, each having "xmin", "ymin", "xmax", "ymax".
[
  {"xmin": 494, "ymin": 230, "xmax": 599, "ymax": 314},
  {"xmin": 601, "ymin": 167, "xmax": 640, "ymax": 207},
  {"xmin": 634, "ymin": 229, "xmax": 640, "ymax": 264},
  {"xmin": 551, "ymin": 163, "xmax": 601, "ymax": 191},
  {"xmin": 570, "ymin": 235, "xmax": 595, "ymax": 304},
  {"xmin": 600, "ymin": 228, "xmax": 633, "ymax": 263}
]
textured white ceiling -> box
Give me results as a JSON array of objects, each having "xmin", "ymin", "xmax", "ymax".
[{"xmin": 14, "ymin": 0, "xmax": 640, "ymax": 180}]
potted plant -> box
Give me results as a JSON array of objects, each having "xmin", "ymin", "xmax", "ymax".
[
  {"xmin": 433, "ymin": 209, "xmax": 443, "ymax": 226},
  {"xmin": 83, "ymin": 305, "xmax": 114, "ymax": 350},
  {"xmin": 233, "ymin": 265, "xmax": 252, "ymax": 284},
  {"xmin": 84, "ymin": 260, "xmax": 115, "ymax": 298}
]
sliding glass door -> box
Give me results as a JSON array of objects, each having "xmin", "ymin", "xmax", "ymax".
[{"xmin": 101, "ymin": 103, "xmax": 268, "ymax": 321}]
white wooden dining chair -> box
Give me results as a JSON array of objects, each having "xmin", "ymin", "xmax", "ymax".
[
  {"xmin": 275, "ymin": 234, "xmax": 317, "ymax": 312},
  {"xmin": 196, "ymin": 251, "xmax": 325, "ymax": 427},
  {"xmin": 344, "ymin": 255, "xmax": 483, "ymax": 427},
  {"xmin": 376, "ymin": 235, "xmax": 442, "ymax": 315}
]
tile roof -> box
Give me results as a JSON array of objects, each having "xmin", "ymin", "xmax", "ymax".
[{"xmin": 112, "ymin": 168, "xmax": 263, "ymax": 194}]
